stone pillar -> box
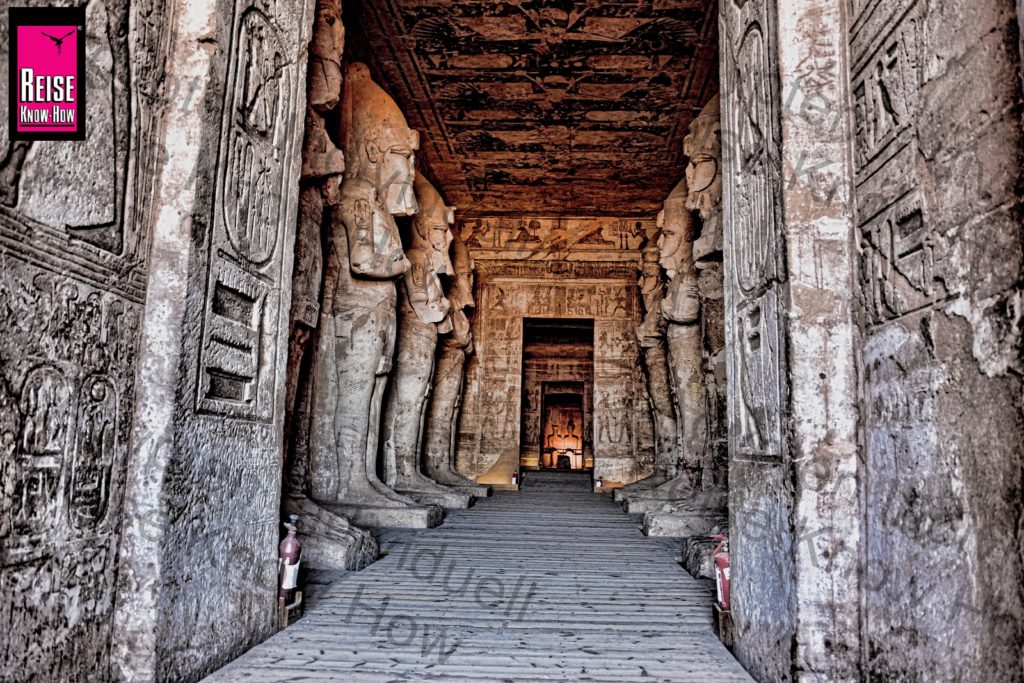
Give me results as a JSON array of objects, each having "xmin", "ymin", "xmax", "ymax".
[
  {"xmin": 613, "ymin": 243, "xmax": 679, "ymax": 500},
  {"xmin": 0, "ymin": 0, "xmax": 153, "ymax": 679},
  {"xmin": 642, "ymin": 96, "xmax": 730, "ymax": 535},
  {"xmin": 720, "ymin": 0, "xmax": 860, "ymax": 679},
  {"xmin": 422, "ymin": 235, "xmax": 491, "ymax": 497},
  {"xmin": 112, "ymin": 0, "xmax": 316, "ymax": 678},
  {"xmin": 622, "ymin": 176, "xmax": 724, "ymax": 521},
  {"xmin": 380, "ymin": 175, "xmax": 471, "ymax": 508},
  {"xmin": 281, "ymin": 0, "xmax": 377, "ymax": 570},
  {"xmin": 306, "ymin": 62, "xmax": 441, "ymax": 530}
]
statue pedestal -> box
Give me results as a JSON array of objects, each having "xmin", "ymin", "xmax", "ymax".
[
  {"xmin": 448, "ymin": 482, "xmax": 492, "ymax": 498},
  {"xmin": 324, "ymin": 502, "xmax": 443, "ymax": 529},
  {"xmin": 283, "ymin": 494, "xmax": 379, "ymax": 570},
  {"xmin": 612, "ymin": 472, "xmax": 673, "ymax": 502},
  {"xmin": 643, "ymin": 505, "xmax": 728, "ymax": 538},
  {"xmin": 620, "ymin": 471, "xmax": 701, "ymax": 513},
  {"xmin": 396, "ymin": 486, "xmax": 473, "ymax": 509}
]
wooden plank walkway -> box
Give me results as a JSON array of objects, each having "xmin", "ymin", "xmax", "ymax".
[{"xmin": 205, "ymin": 471, "xmax": 753, "ymax": 682}]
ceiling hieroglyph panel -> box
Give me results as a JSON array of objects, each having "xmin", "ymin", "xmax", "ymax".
[{"xmin": 347, "ymin": 0, "xmax": 718, "ymax": 217}]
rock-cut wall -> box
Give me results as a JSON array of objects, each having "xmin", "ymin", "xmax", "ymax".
[
  {"xmin": 0, "ymin": 0, "xmax": 164, "ymax": 679},
  {"xmin": 849, "ymin": 0, "xmax": 1024, "ymax": 678}
]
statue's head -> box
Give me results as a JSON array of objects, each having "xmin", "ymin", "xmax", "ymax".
[
  {"xmin": 684, "ymin": 95, "xmax": 722, "ymax": 218},
  {"xmin": 309, "ymin": 0, "xmax": 345, "ymax": 113},
  {"xmin": 341, "ymin": 62, "xmax": 419, "ymax": 216},
  {"xmin": 657, "ymin": 177, "xmax": 694, "ymax": 278},
  {"xmin": 413, "ymin": 174, "xmax": 455, "ymax": 276},
  {"xmin": 640, "ymin": 242, "xmax": 661, "ymax": 281},
  {"xmin": 450, "ymin": 234, "xmax": 475, "ymax": 311}
]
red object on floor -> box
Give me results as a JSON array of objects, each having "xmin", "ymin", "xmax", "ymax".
[{"xmin": 711, "ymin": 534, "xmax": 730, "ymax": 610}]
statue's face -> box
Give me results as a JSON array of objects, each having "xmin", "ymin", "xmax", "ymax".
[
  {"xmin": 308, "ymin": 0, "xmax": 344, "ymax": 111},
  {"xmin": 683, "ymin": 113, "xmax": 722, "ymax": 216},
  {"xmin": 432, "ymin": 226, "xmax": 454, "ymax": 275},
  {"xmin": 376, "ymin": 128, "xmax": 419, "ymax": 216},
  {"xmin": 658, "ymin": 196, "xmax": 690, "ymax": 276},
  {"xmin": 641, "ymin": 261, "xmax": 661, "ymax": 280}
]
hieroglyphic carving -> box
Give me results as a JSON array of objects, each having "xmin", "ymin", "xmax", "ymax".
[
  {"xmin": 849, "ymin": 0, "xmax": 946, "ymax": 325},
  {"xmin": 721, "ymin": 0, "xmax": 787, "ymax": 459},
  {"xmin": 461, "ymin": 216, "xmax": 655, "ymax": 259},
  {"xmin": 69, "ymin": 376, "xmax": 118, "ymax": 531},
  {"xmin": 0, "ymin": 272, "xmax": 138, "ymax": 561},
  {"xmin": 198, "ymin": 7, "xmax": 299, "ymax": 421}
]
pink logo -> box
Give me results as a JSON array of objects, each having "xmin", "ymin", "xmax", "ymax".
[{"xmin": 9, "ymin": 7, "xmax": 86, "ymax": 141}]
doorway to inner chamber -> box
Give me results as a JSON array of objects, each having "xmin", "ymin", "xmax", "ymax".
[
  {"xmin": 540, "ymin": 388, "xmax": 586, "ymax": 470},
  {"xmin": 520, "ymin": 318, "xmax": 594, "ymax": 473}
]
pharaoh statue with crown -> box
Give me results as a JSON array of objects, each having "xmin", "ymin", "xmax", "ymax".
[
  {"xmin": 380, "ymin": 175, "xmax": 473, "ymax": 509},
  {"xmin": 307, "ymin": 62, "xmax": 441, "ymax": 529}
]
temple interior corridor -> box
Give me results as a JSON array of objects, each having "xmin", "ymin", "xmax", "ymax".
[
  {"xmin": 1, "ymin": 0, "xmax": 1023, "ymax": 681},
  {"xmin": 204, "ymin": 472, "xmax": 752, "ymax": 682}
]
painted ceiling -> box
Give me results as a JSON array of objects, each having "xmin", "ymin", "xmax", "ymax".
[{"xmin": 347, "ymin": 0, "xmax": 719, "ymax": 217}]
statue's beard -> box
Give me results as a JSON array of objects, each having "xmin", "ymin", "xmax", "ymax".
[{"xmin": 385, "ymin": 180, "xmax": 418, "ymax": 216}]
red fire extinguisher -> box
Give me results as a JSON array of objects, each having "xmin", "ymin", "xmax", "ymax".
[
  {"xmin": 711, "ymin": 534, "xmax": 730, "ymax": 610},
  {"xmin": 279, "ymin": 514, "xmax": 301, "ymax": 600}
]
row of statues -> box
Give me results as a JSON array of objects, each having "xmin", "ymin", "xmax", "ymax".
[
  {"xmin": 282, "ymin": 0, "xmax": 489, "ymax": 569},
  {"xmin": 285, "ymin": 0, "xmax": 726, "ymax": 563},
  {"xmin": 616, "ymin": 95, "xmax": 729, "ymax": 538}
]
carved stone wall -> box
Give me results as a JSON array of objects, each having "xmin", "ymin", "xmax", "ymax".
[
  {"xmin": 0, "ymin": 0, "xmax": 163, "ymax": 679},
  {"xmin": 112, "ymin": 0, "xmax": 314, "ymax": 680},
  {"xmin": 719, "ymin": 0, "xmax": 794, "ymax": 678},
  {"xmin": 456, "ymin": 259, "xmax": 654, "ymax": 488},
  {"xmin": 849, "ymin": 0, "xmax": 1024, "ymax": 678}
]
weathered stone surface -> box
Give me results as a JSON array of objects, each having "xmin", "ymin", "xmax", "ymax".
[
  {"xmin": 849, "ymin": 0, "xmax": 1024, "ymax": 678},
  {"xmin": 719, "ymin": 0, "xmax": 794, "ymax": 678},
  {"xmin": 112, "ymin": 0, "xmax": 317, "ymax": 678},
  {"xmin": 0, "ymin": 0, "xmax": 152, "ymax": 679}
]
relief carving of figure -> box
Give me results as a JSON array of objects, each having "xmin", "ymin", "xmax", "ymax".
[{"xmin": 380, "ymin": 176, "xmax": 472, "ymax": 508}]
